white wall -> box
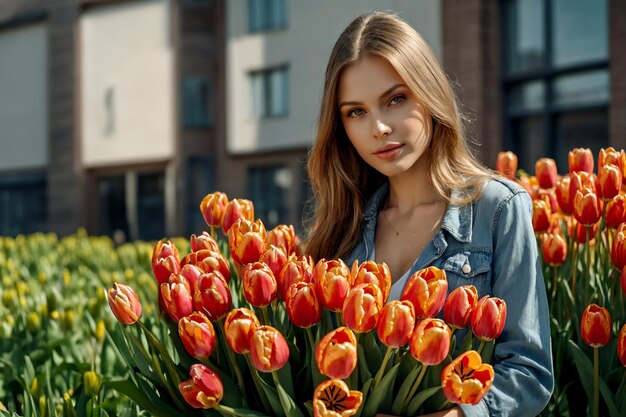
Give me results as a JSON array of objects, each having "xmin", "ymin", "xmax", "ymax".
[
  {"xmin": 80, "ymin": 0, "xmax": 175, "ymax": 167},
  {"xmin": 0, "ymin": 23, "xmax": 48, "ymax": 170},
  {"xmin": 226, "ymin": 0, "xmax": 441, "ymax": 154}
]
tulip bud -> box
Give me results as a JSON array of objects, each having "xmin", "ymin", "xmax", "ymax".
[
  {"xmin": 573, "ymin": 188, "xmax": 602, "ymax": 227},
  {"xmin": 313, "ymin": 379, "xmax": 363, "ymax": 417},
  {"xmin": 193, "ymin": 271, "xmax": 232, "ymax": 321},
  {"xmin": 286, "ymin": 282, "xmax": 321, "ymax": 328},
  {"xmin": 569, "ymin": 171, "xmax": 596, "ymax": 205},
  {"xmin": 249, "ymin": 325, "xmax": 290, "ymax": 372},
  {"xmin": 351, "ymin": 261, "xmax": 392, "ymax": 304},
  {"xmin": 376, "ymin": 300, "xmax": 416, "ymax": 347},
  {"xmin": 260, "ymin": 244, "xmax": 288, "ymax": 280},
  {"xmin": 596, "ymin": 163, "xmax": 622, "ymax": 201},
  {"xmin": 622, "ymin": 266, "xmax": 626, "ymax": 299},
  {"xmin": 316, "ymin": 327, "xmax": 358, "ymax": 379},
  {"xmin": 517, "ymin": 172, "xmax": 537, "ymax": 196},
  {"xmin": 618, "ymin": 323, "xmax": 626, "ymax": 367},
  {"xmin": 495, "ymin": 151, "xmax": 518, "ymax": 179},
  {"xmin": 179, "ymin": 312, "xmax": 217, "ymax": 357},
  {"xmin": 613, "ymin": 224, "xmax": 626, "ymax": 270},
  {"xmin": 568, "ymin": 148, "xmax": 594, "ymax": 174},
  {"xmin": 108, "ymin": 283, "xmax": 142, "ymax": 325},
  {"xmin": 400, "ymin": 266, "xmax": 448, "ymax": 319},
  {"xmin": 535, "ymin": 158, "xmax": 558, "ymax": 189},
  {"xmin": 228, "ymin": 218, "xmax": 266, "ymax": 265},
  {"xmin": 598, "ymin": 147, "xmax": 622, "ymax": 172},
  {"xmin": 242, "ymin": 262, "xmax": 277, "ymax": 307},
  {"xmin": 441, "ymin": 350, "xmax": 494, "ymax": 405},
  {"xmin": 224, "ymin": 308, "xmax": 260, "ymax": 354},
  {"xmin": 190, "ymin": 231, "xmax": 220, "ymax": 253},
  {"xmin": 222, "ymin": 198, "xmax": 254, "ymax": 233},
  {"xmin": 443, "ymin": 285, "xmax": 479, "ymax": 330},
  {"xmin": 541, "ymin": 233, "xmax": 567, "ymax": 266},
  {"xmin": 179, "ymin": 264, "xmax": 203, "ymax": 295},
  {"xmin": 160, "ymin": 275, "xmax": 194, "ymax": 321},
  {"xmin": 278, "ymin": 255, "xmax": 313, "ymax": 300},
  {"xmin": 471, "ymin": 296, "xmax": 507, "ymax": 341},
  {"xmin": 95, "ymin": 319, "xmax": 105, "ymax": 343},
  {"xmin": 26, "ymin": 312, "xmax": 41, "ymax": 333},
  {"xmin": 151, "ymin": 240, "xmax": 180, "ymax": 285},
  {"xmin": 179, "ymin": 364, "xmax": 223, "ymax": 409},
  {"xmin": 312, "ymin": 259, "xmax": 352, "ymax": 312},
  {"xmin": 555, "ymin": 175, "xmax": 573, "ymax": 215},
  {"xmin": 532, "ymin": 199, "xmax": 552, "ymax": 233},
  {"xmin": 605, "ymin": 195, "xmax": 626, "ymax": 229},
  {"xmin": 410, "ymin": 318, "xmax": 451, "ymax": 365},
  {"xmin": 83, "ymin": 371, "xmax": 100, "ymax": 396},
  {"xmin": 580, "ymin": 304, "xmax": 611, "ymax": 348},
  {"xmin": 267, "ymin": 224, "xmax": 296, "ymax": 256},
  {"xmin": 200, "ymin": 192, "xmax": 229, "ymax": 228},
  {"xmin": 181, "ymin": 250, "xmax": 231, "ymax": 283},
  {"xmin": 342, "ymin": 283, "xmax": 383, "ymax": 333}
]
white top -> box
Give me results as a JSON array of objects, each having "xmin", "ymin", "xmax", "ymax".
[{"xmin": 370, "ymin": 247, "xmax": 414, "ymax": 301}]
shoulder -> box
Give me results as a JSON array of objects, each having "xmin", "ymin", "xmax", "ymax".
[{"xmin": 476, "ymin": 177, "xmax": 532, "ymax": 213}]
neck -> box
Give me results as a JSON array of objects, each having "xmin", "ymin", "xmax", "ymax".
[{"xmin": 387, "ymin": 157, "xmax": 440, "ymax": 214}]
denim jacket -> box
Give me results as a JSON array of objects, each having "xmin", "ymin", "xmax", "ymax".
[{"xmin": 345, "ymin": 179, "xmax": 554, "ymax": 417}]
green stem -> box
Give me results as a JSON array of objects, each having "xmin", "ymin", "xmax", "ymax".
[
  {"xmin": 261, "ymin": 307, "xmax": 270, "ymax": 326},
  {"xmin": 402, "ymin": 364, "xmax": 429, "ymax": 414},
  {"xmin": 216, "ymin": 319, "xmax": 247, "ymax": 402},
  {"xmin": 215, "ymin": 404, "xmax": 247, "ymax": 416},
  {"xmin": 272, "ymin": 371, "xmax": 291, "ymax": 417},
  {"xmin": 305, "ymin": 326, "xmax": 316, "ymax": 352},
  {"xmin": 617, "ymin": 369, "xmax": 626, "ymax": 408},
  {"xmin": 594, "ymin": 347, "xmax": 599, "ymax": 417},
  {"xmin": 586, "ymin": 226, "xmax": 592, "ymax": 303},
  {"xmin": 572, "ymin": 241, "xmax": 578, "ymax": 303},
  {"xmin": 244, "ymin": 355, "xmax": 272, "ymax": 414},
  {"xmin": 210, "ymin": 226, "xmax": 216, "ymax": 240},
  {"xmin": 477, "ymin": 339, "xmax": 486, "ymax": 355},
  {"xmin": 373, "ymin": 346, "xmax": 394, "ymax": 388}
]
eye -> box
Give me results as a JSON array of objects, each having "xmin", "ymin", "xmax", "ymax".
[
  {"xmin": 389, "ymin": 95, "xmax": 406, "ymax": 106},
  {"xmin": 346, "ymin": 108, "xmax": 365, "ymax": 118}
]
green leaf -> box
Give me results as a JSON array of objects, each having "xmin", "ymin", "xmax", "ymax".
[
  {"xmin": 104, "ymin": 376, "xmax": 188, "ymax": 417},
  {"xmin": 390, "ymin": 363, "xmax": 422, "ymax": 415},
  {"xmin": 353, "ymin": 378, "xmax": 373, "ymax": 417},
  {"xmin": 273, "ymin": 373, "xmax": 305, "ymax": 417},
  {"xmin": 362, "ymin": 363, "xmax": 400, "ymax": 416},
  {"xmin": 406, "ymin": 386, "xmax": 442, "ymax": 416},
  {"xmin": 256, "ymin": 372, "xmax": 286, "ymax": 417},
  {"xmin": 357, "ymin": 345, "xmax": 371, "ymax": 385}
]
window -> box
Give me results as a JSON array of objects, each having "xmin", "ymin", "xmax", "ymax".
[
  {"xmin": 249, "ymin": 0, "xmax": 287, "ymax": 32},
  {"xmin": 0, "ymin": 174, "xmax": 47, "ymax": 236},
  {"xmin": 250, "ymin": 66, "xmax": 289, "ymax": 118},
  {"xmin": 137, "ymin": 172, "xmax": 166, "ymax": 241},
  {"xmin": 182, "ymin": 77, "xmax": 213, "ymax": 128},
  {"xmin": 186, "ymin": 156, "xmax": 214, "ymax": 236},
  {"xmin": 247, "ymin": 166, "xmax": 291, "ymax": 229},
  {"xmin": 98, "ymin": 175, "xmax": 129, "ymax": 241},
  {"xmin": 503, "ymin": 0, "xmax": 609, "ymax": 172}
]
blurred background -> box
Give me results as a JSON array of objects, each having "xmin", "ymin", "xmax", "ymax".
[{"xmin": 0, "ymin": 0, "xmax": 622, "ymax": 241}]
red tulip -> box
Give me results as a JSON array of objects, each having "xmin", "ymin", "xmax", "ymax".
[
  {"xmin": 286, "ymin": 282, "xmax": 321, "ymax": 328},
  {"xmin": 316, "ymin": 327, "xmax": 358, "ymax": 379},
  {"xmin": 197, "ymin": 251, "xmax": 231, "ymax": 283},
  {"xmin": 573, "ymin": 188, "xmax": 602, "ymax": 227},
  {"xmin": 267, "ymin": 224, "xmax": 297, "ymax": 256},
  {"xmin": 151, "ymin": 239, "xmax": 180, "ymax": 285},
  {"xmin": 249, "ymin": 325, "xmax": 290, "ymax": 372},
  {"xmin": 537, "ymin": 188, "xmax": 559, "ymax": 213},
  {"xmin": 223, "ymin": 308, "xmax": 260, "ymax": 354},
  {"xmin": 570, "ymin": 171, "xmax": 596, "ymax": 203},
  {"xmin": 161, "ymin": 275, "xmax": 194, "ymax": 321},
  {"xmin": 342, "ymin": 283, "xmax": 383, "ymax": 333},
  {"xmin": 618, "ymin": 323, "xmax": 626, "ymax": 367},
  {"xmin": 443, "ymin": 285, "xmax": 479, "ymax": 330},
  {"xmin": 541, "ymin": 233, "xmax": 567, "ymax": 266},
  {"xmin": 179, "ymin": 364, "xmax": 223, "ymax": 409},
  {"xmin": 313, "ymin": 379, "xmax": 363, "ymax": 417},
  {"xmin": 532, "ymin": 199, "xmax": 552, "ymax": 233},
  {"xmin": 277, "ymin": 255, "xmax": 313, "ymax": 301},
  {"xmin": 596, "ymin": 164, "xmax": 622, "ymax": 201},
  {"xmin": 555, "ymin": 175, "xmax": 573, "ymax": 215},
  {"xmin": 190, "ymin": 231, "xmax": 220, "ymax": 253},
  {"xmin": 535, "ymin": 158, "xmax": 558, "ymax": 189},
  {"xmin": 441, "ymin": 351, "xmax": 494, "ymax": 405},
  {"xmin": 259, "ymin": 244, "xmax": 288, "ymax": 281},
  {"xmin": 400, "ymin": 266, "xmax": 448, "ymax": 319},
  {"xmin": 496, "ymin": 151, "xmax": 518, "ymax": 179},
  {"xmin": 598, "ymin": 147, "xmax": 622, "ymax": 173},
  {"xmin": 242, "ymin": 262, "xmax": 277, "ymax": 307},
  {"xmin": 193, "ymin": 271, "xmax": 231, "ymax": 321},
  {"xmin": 222, "ymin": 198, "xmax": 254, "ymax": 233},
  {"xmin": 228, "ymin": 218, "xmax": 266, "ymax": 265},
  {"xmin": 178, "ymin": 312, "xmax": 216, "ymax": 357},
  {"xmin": 568, "ymin": 148, "xmax": 594, "ymax": 174},
  {"xmin": 612, "ymin": 224, "xmax": 626, "ymax": 270},
  {"xmin": 605, "ymin": 195, "xmax": 626, "ymax": 229},
  {"xmin": 580, "ymin": 304, "xmax": 611, "ymax": 348},
  {"xmin": 410, "ymin": 318, "xmax": 451, "ymax": 365},
  {"xmin": 351, "ymin": 261, "xmax": 392, "ymax": 304},
  {"xmin": 179, "ymin": 264, "xmax": 203, "ymax": 296},
  {"xmin": 199, "ymin": 192, "xmax": 228, "ymax": 228},
  {"xmin": 107, "ymin": 283, "xmax": 142, "ymax": 325},
  {"xmin": 376, "ymin": 300, "xmax": 416, "ymax": 347},
  {"xmin": 471, "ymin": 296, "xmax": 507, "ymax": 341},
  {"xmin": 312, "ymin": 259, "xmax": 352, "ymax": 312}
]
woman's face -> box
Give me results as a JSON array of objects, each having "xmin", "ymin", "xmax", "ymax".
[{"xmin": 337, "ymin": 55, "xmax": 431, "ymax": 179}]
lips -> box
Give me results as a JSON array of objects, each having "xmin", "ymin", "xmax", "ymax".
[{"xmin": 374, "ymin": 143, "xmax": 404, "ymax": 160}]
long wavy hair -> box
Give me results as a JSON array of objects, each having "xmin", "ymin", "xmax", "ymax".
[{"xmin": 304, "ymin": 11, "xmax": 494, "ymax": 261}]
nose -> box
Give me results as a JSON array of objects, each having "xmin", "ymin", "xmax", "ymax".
[{"xmin": 372, "ymin": 118, "xmax": 391, "ymax": 139}]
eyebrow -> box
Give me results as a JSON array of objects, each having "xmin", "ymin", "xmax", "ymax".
[{"xmin": 338, "ymin": 83, "xmax": 407, "ymax": 109}]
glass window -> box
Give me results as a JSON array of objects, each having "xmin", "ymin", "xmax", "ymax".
[
  {"xmin": 183, "ymin": 77, "xmax": 212, "ymax": 128},
  {"xmin": 249, "ymin": 0, "xmax": 287, "ymax": 32},
  {"xmin": 247, "ymin": 166, "xmax": 291, "ymax": 229},
  {"xmin": 508, "ymin": 81, "xmax": 545, "ymax": 114},
  {"xmin": 553, "ymin": 70, "xmax": 609, "ymax": 108},
  {"xmin": 555, "ymin": 111, "xmax": 608, "ymax": 171},
  {"xmin": 505, "ymin": 0, "xmax": 545, "ymax": 74},
  {"xmin": 137, "ymin": 172, "xmax": 165, "ymax": 241},
  {"xmin": 250, "ymin": 67, "xmax": 289, "ymax": 118},
  {"xmin": 98, "ymin": 175, "xmax": 129, "ymax": 241},
  {"xmin": 510, "ymin": 117, "xmax": 545, "ymax": 172},
  {"xmin": 0, "ymin": 175, "xmax": 47, "ymax": 236},
  {"xmin": 186, "ymin": 157, "xmax": 214, "ymax": 236}
]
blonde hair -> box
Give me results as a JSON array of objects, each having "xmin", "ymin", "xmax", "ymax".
[{"xmin": 305, "ymin": 11, "xmax": 494, "ymax": 261}]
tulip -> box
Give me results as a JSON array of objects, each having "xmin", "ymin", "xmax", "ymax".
[
  {"xmin": 277, "ymin": 254, "xmax": 314, "ymax": 300},
  {"xmin": 569, "ymin": 148, "xmax": 594, "ymax": 174},
  {"xmin": 242, "ymin": 262, "xmax": 277, "ymax": 307},
  {"xmin": 179, "ymin": 264, "xmax": 203, "ymax": 296},
  {"xmin": 573, "ymin": 188, "xmax": 602, "ymax": 227},
  {"xmin": 555, "ymin": 175, "xmax": 573, "ymax": 215},
  {"xmin": 193, "ymin": 272, "xmax": 231, "ymax": 321},
  {"xmin": 443, "ymin": 285, "xmax": 479, "ymax": 330},
  {"xmin": 179, "ymin": 364, "xmax": 223, "ymax": 409},
  {"xmin": 618, "ymin": 323, "xmax": 626, "ymax": 367},
  {"xmin": 351, "ymin": 261, "xmax": 392, "ymax": 303},
  {"xmin": 223, "ymin": 308, "xmax": 260, "ymax": 354},
  {"xmin": 259, "ymin": 244, "xmax": 288, "ymax": 281},
  {"xmin": 471, "ymin": 296, "xmax": 507, "ymax": 341},
  {"xmin": 495, "ymin": 151, "xmax": 518, "ymax": 179},
  {"xmin": 548, "ymin": 211, "xmax": 565, "ymax": 235},
  {"xmin": 532, "ymin": 199, "xmax": 552, "ymax": 233},
  {"xmin": 596, "ymin": 163, "xmax": 622, "ymax": 201},
  {"xmin": 580, "ymin": 304, "xmax": 611, "ymax": 348},
  {"xmin": 376, "ymin": 300, "xmax": 416, "ymax": 347},
  {"xmin": 541, "ymin": 233, "xmax": 567, "ymax": 266},
  {"xmin": 83, "ymin": 371, "xmax": 100, "ymax": 397},
  {"xmin": 313, "ymin": 379, "xmax": 363, "ymax": 417},
  {"xmin": 249, "ymin": 325, "xmax": 290, "ymax": 372},
  {"xmin": 400, "ymin": 266, "xmax": 448, "ymax": 319},
  {"xmin": 441, "ymin": 350, "xmax": 494, "ymax": 405},
  {"xmin": 612, "ymin": 224, "xmax": 626, "ymax": 270},
  {"xmin": 107, "ymin": 283, "xmax": 142, "ymax": 325},
  {"xmin": 178, "ymin": 312, "xmax": 216, "ymax": 357},
  {"xmin": 537, "ymin": 188, "xmax": 559, "ymax": 213},
  {"xmin": 598, "ymin": 147, "xmax": 621, "ymax": 172},
  {"xmin": 181, "ymin": 250, "xmax": 231, "ymax": 282},
  {"xmin": 160, "ymin": 275, "xmax": 194, "ymax": 321},
  {"xmin": 567, "ymin": 217, "xmax": 598, "ymax": 244},
  {"xmin": 517, "ymin": 172, "xmax": 537, "ymax": 196},
  {"xmin": 190, "ymin": 231, "xmax": 220, "ymax": 253},
  {"xmin": 151, "ymin": 239, "xmax": 180, "ymax": 284},
  {"xmin": 286, "ymin": 282, "xmax": 321, "ymax": 328},
  {"xmin": 410, "ymin": 318, "xmax": 452, "ymax": 365},
  {"xmin": 200, "ymin": 192, "xmax": 229, "ymax": 228},
  {"xmin": 228, "ymin": 218, "xmax": 266, "ymax": 265},
  {"xmin": 342, "ymin": 283, "xmax": 383, "ymax": 333},
  {"xmin": 535, "ymin": 158, "xmax": 558, "ymax": 189},
  {"xmin": 605, "ymin": 195, "xmax": 626, "ymax": 229},
  {"xmin": 222, "ymin": 198, "xmax": 254, "ymax": 233},
  {"xmin": 622, "ymin": 266, "xmax": 626, "ymax": 299},
  {"xmin": 316, "ymin": 326, "xmax": 358, "ymax": 379},
  {"xmin": 267, "ymin": 224, "xmax": 297, "ymax": 256},
  {"xmin": 312, "ymin": 258, "xmax": 352, "ymax": 312},
  {"xmin": 570, "ymin": 171, "xmax": 596, "ymax": 203}
]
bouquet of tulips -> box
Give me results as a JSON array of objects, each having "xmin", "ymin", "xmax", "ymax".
[
  {"xmin": 496, "ymin": 148, "xmax": 626, "ymax": 417},
  {"xmin": 105, "ymin": 192, "xmax": 505, "ymax": 417}
]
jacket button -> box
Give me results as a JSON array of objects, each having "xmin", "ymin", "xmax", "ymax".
[{"xmin": 462, "ymin": 264, "xmax": 471, "ymax": 274}]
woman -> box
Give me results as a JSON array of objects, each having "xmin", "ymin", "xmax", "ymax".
[{"xmin": 305, "ymin": 11, "xmax": 553, "ymax": 417}]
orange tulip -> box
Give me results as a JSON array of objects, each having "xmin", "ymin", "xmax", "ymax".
[
  {"xmin": 537, "ymin": 188, "xmax": 559, "ymax": 213},
  {"xmin": 376, "ymin": 300, "xmax": 416, "ymax": 347},
  {"xmin": 342, "ymin": 283, "xmax": 383, "ymax": 333},
  {"xmin": 199, "ymin": 192, "xmax": 228, "ymax": 228},
  {"xmin": 313, "ymin": 379, "xmax": 363, "ymax": 417},
  {"xmin": 573, "ymin": 188, "xmax": 602, "ymax": 227},
  {"xmin": 596, "ymin": 164, "xmax": 622, "ymax": 201},
  {"xmin": 259, "ymin": 244, "xmax": 288, "ymax": 281},
  {"xmin": 598, "ymin": 147, "xmax": 622, "ymax": 172},
  {"xmin": 161, "ymin": 275, "xmax": 194, "ymax": 321},
  {"xmin": 278, "ymin": 254, "xmax": 314, "ymax": 300},
  {"xmin": 107, "ymin": 283, "xmax": 142, "ymax": 325},
  {"xmin": 566, "ymin": 217, "xmax": 598, "ymax": 244},
  {"xmin": 441, "ymin": 350, "xmax": 494, "ymax": 405},
  {"xmin": 580, "ymin": 304, "xmax": 611, "ymax": 348},
  {"xmin": 535, "ymin": 158, "xmax": 558, "ymax": 189},
  {"xmin": 221, "ymin": 198, "xmax": 254, "ymax": 233},
  {"xmin": 249, "ymin": 325, "xmax": 290, "ymax": 372},
  {"xmin": 495, "ymin": 151, "xmax": 518, "ymax": 179},
  {"xmin": 555, "ymin": 175, "xmax": 573, "ymax": 215},
  {"xmin": 267, "ymin": 224, "xmax": 297, "ymax": 256},
  {"xmin": 541, "ymin": 233, "xmax": 567, "ymax": 266},
  {"xmin": 410, "ymin": 318, "xmax": 451, "ymax": 365},
  {"xmin": 613, "ymin": 223, "xmax": 626, "ymax": 270},
  {"xmin": 316, "ymin": 326, "xmax": 358, "ymax": 379},
  {"xmin": 400, "ymin": 266, "xmax": 448, "ymax": 319},
  {"xmin": 151, "ymin": 239, "xmax": 180, "ymax": 284},
  {"xmin": 471, "ymin": 296, "xmax": 507, "ymax": 341},
  {"xmin": 548, "ymin": 211, "xmax": 565, "ymax": 236},
  {"xmin": 181, "ymin": 250, "xmax": 231, "ymax": 282},
  {"xmin": 618, "ymin": 323, "xmax": 626, "ymax": 367},
  {"xmin": 443, "ymin": 285, "xmax": 479, "ymax": 330},
  {"xmin": 532, "ymin": 199, "xmax": 552, "ymax": 233},
  {"xmin": 193, "ymin": 272, "xmax": 232, "ymax": 321},
  {"xmin": 605, "ymin": 195, "xmax": 626, "ymax": 229},
  {"xmin": 178, "ymin": 312, "xmax": 216, "ymax": 357},
  {"xmin": 223, "ymin": 308, "xmax": 260, "ymax": 354},
  {"xmin": 568, "ymin": 148, "xmax": 594, "ymax": 174},
  {"xmin": 242, "ymin": 262, "xmax": 277, "ymax": 307},
  {"xmin": 179, "ymin": 264, "xmax": 202, "ymax": 296},
  {"xmin": 190, "ymin": 231, "xmax": 220, "ymax": 253},
  {"xmin": 179, "ymin": 364, "xmax": 223, "ymax": 409},
  {"xmin": 351, "ymin": 261, "xmax": 392, "ymax": 303},
  {"xmin": 286, "ymin": 282, "xmax": 321, "ymax": 328},
  {"xmin": 570, "ymin": 171, "xmax": 596, "ymax": 201},
  {"xmin": 517, "ymin": 172, "xmax": 536, "ymax": 196},
  {"xmin": 228, "ymin": 218, "xmax": 266, "ymax": 265},
  {"xmin": 313, "ymin": 259, "xmax": 352, "ymax": 312}
]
